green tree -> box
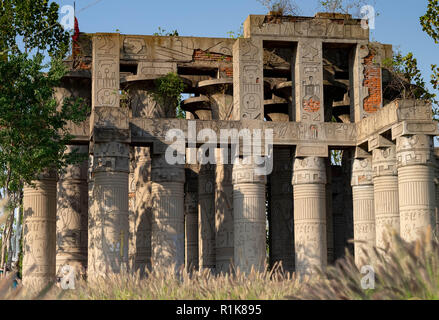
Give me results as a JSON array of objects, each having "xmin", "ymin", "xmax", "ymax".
[
  {"xmin": 420, "ymin": 0, "xmax": 439, "ymax": 119},
  {"xmin": 0, "ymin": 0, "xmax": 89, "ymax": 272}
]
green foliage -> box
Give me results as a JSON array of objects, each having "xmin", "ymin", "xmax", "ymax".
[
  {"xmin": 420, "ymin": 0, "xmax": 439, "ymax": 44},
  {"xmin": 227, "ymin": 23, "xmax": 244, "ymax": 39},
  {"xmin": 318, "ymin": 0, "xmax": 376, "ymax": 17},
  {"xmin": 0, "ymin": 0, "xmax": 70, "ymax": 57},
  {"xmin": 384, "ymin": 51, "xmax": 438, "ymax": 121},
  {"xmin": 257, "ymin": 0, "xmax": 300, "ymax": 16},
  {"xmin": 0, "ymin": 53, "xmax": 89, "ymax": 196},
  {"xmin": 153, "ymin": 72, "xmax": 185, "ymax": 119},
  {"xmin": 153, "ymin": 27, "xmax": 179, "ymax": 37}
]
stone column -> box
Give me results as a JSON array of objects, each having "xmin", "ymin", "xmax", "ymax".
[
  {"xmin": 292, "ymin": 156, "xmax": 327, "ymax": 275},
  {"xmin": 88, "ymin": 142, "xmax": 130, "ymax": 278},
  {"xmin": 198, "ymin": 163, "xmax": 215, "ymax": 271},
  {"xmin": 326, "ymin": 158, "xmax": 334, "ymax": 265},
  {"xmin": 23, "ymin": 171, "xmax": 57, "ymax": 290},
  {"xmin": 232, "ymin": 158, "xmax": 267, "ymax": 273},
  {"xmin": 150, "ymin": 153, "xmax": 185, "ymax": 270},
  {"xmin": 215, "ymin": 149, "xmax": 234, "ymax": 274},
  {"xmin": 56, "ymin": 146, "xmax": 88, "ymax": 278},
  {"xmin": 351, "ymin": 155, "xmax": 375, "ymax": 267},
  {"xmin": 372, "ymin": 146, "xmax": 399, "ymax": 250},
  {"xmin": 131, "ymin": 147, "xmax": 152, "ymax": 275},
  {"xmin": 397, "ymin": 134, "xmax": 436, "ymax": 242},
  {"xmin": 185, "ymin": 164, "xmax": 199, "ymax": 271},
  {"xmin": 269, "ymin": 148, "xmax": 294, "ymax": 272}
]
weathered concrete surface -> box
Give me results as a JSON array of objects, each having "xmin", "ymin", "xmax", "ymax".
[
  {"xmin": 232, "ymin": 158, "xmax": 267, "ymax": 273},
  {"xmin": 372, "ymin": 146, "xmax": 399, "ymax": 250},
  {"xmin": 198, "ymin": 163, "xmax": 216, "ymax": 271},
  {"xmin": 56, "ymin": 146, "xmax": 89, "ymax": 278},
  {"xmin": 88, "ymin": 142, "xmax": 130, "ymax": 278},
  {"xmin": 23, "ymin": 171, "xmax": 57, "ymax": 290},
  {"xmin": 151, "ymin": 153, "xmax": 185, "ymax": 270},
  {"xmin": 397, "ymin": 134, "xmax": 436, "ymax": 242},
  {"xmin": 185, "ymin": 163, "xmax": 199, "ymax": 271},
  {"xmin": 351, "ymin": 156, "xmax": 375, "ymax": 267},
  {"xmin": 293, "ymin": 156, "xmax": 327, "ymax": 274},
  {"xmin": 269, "ymin": 148, "xmax": 294, "ymax": 272}
]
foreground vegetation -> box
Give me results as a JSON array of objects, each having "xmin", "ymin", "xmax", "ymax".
[{"xmin": 1, "ymin": 231, "xmax": 438, "ymax": 300}]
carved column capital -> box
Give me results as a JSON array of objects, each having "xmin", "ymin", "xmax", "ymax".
[
  {"xmin": 372, "ymin": 145, "xmax": 397, "ymax": 178},
  {"xmin": 292, "ymin": 156, "xmax": 327, "ymax": 185},
  {"xmin": 232, "ymin": 159, "xmax": 267, "ymax": 185},
  {"xmin": 151, "ymin": 153, "xmax": 185, "ymax": 183},
  {"xmin": 93, "ymin": 142, "xmax": 130, "ymax": 173},
  {"xmin": 351, "ymin": 156, "xmax": 373, "ymax": 186},
  {"xmin": 396, "ymin": 134, "xmax": 434, "ymax": 167}
]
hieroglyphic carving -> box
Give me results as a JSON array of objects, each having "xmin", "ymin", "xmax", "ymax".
[
  {"xmin": 351, "ymin": 156, "xmax": 375, "ymax": 267},
  {"xmin": 23, "ymin": 174, "xmax": 57, "ymax": 290},
  {"xmin": 91, "ymin": 34, "xmax": 120, "ymax": 139},
  {"xmin": 150, "ymin": 153, "xmax": 185, "ymax": 270},
  {"xmin": 56, "ymin": 146, "xmax": 89, "ymax": 279},
  {"xmin": 295, "ymin": 40, "xmax": 324, "ymax": 123},
  {"xmin": 246, "ymin": 15, "xmax": 368, "ymax": 40},
  {"xmin": 397, "ymin": 134, "xmax": 436, "ymax": 242},
  {"xmin": 233, "ymin": 38, "xmax": 264, "ymax": 120},
  {"xmin": 292, "ymin": 156, "xmax": 327, "ymax": 274},
  {"xmin": 130, "ymin": 119, "xmax": 357, "ymax": 147},
  {"xmin": 215, "ymin": 149, "xmax": 234, "ymax": 273},
  {"xmin": 198, "ymin": 163, "xmax": 216, "ymax": 271},
  {"xmin": 232, "ymin": 157, "xmax": 267, "ymax": 273},
  {"xmin": 372, "ymin": 146, "xmax": 400, "ymax": 250}
]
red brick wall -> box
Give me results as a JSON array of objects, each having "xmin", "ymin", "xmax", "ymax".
[
  {"xmin": 363, "ymin": 52, "xmax": 382, "ymax": 113},
  {"xmin": 193, "ymin": 50, "xmax": 233, "ymax": 77}
]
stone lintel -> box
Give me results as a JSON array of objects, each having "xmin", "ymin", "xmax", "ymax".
[
  {"xmin": 296, "ymin": 144, "xmax": 328, "ymax": 158},
  {"xmin": 354, "ymin": 146, "xmax": 371, "ymax": 159},
  {"xmin": 356, "ymin": 100, "xmax": 433, "ymax": 143},
  {"xmin": 391, "ymin": 121, "xmax": 439, "ymax": 140},
  {"xmin": 130, "ymin": 119, "xmax": 357, "ymax": 148},
  {"xmin": 368, "ymin": 134, "xmax": 394, "ymax": 152},
  {"xmin": 244, "ymin": 15, "xmax": 368, "ymax": 40}
]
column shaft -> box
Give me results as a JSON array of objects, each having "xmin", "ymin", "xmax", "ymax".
[
  {"xmin": 198, "ymin": 164, "xmax": 215, "ymax": 271},
  {"xmin": 292, "ymin": 157, "xmax": 327, "ymax": 274},
  {"xmin": 372, "ymin": 145, "xmax": 399, "ymax": 249},
  {"xmin": 88, "ymin": 142, "xmax": 130, "ymax": 278},
  {"xmin": 233, "ymin": 159, "xmax": 267, "ymax": 273},
  {"xmin": 185, "ymin": 164, "xmax": 199, "ymax": 270},
  {"xmin": 23, "ymin": 172, "xmax": 57, "ymax": 289},
  {"xmin": 269, "ymin": 148, "xmax": 294, "ymax": 272},
  {"xmin": 397, "ymin": 134, "xmax": 436, "ymax": 242},
  {"xmin": 151, "ymin": 153, "xmax": 185, "ymax": 270},
  {"xmin": 56, "ymin": 146, "xmax": 89, "ymax": 277},
  {"xmin": 215, "ymin": 150, "xmax": 234, "ymax": 274},
  {"xmin": 351, "ymin": 156, "xmax": 375, "ymax": 267}
]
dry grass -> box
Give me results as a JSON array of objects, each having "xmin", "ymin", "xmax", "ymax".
[{"xmin": 1, "ymin": 231, "xmax": 439, "ymax": 300}]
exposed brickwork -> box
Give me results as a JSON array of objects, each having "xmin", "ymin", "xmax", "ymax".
[
  {"xmin": 193, "ymin": 49, "xmax": 232, "ymax": 63},
  {"xmin": 363, "ymin": 52, "xmax": 382, "ymax": 113},
  {"xmin": 193, "ymin": 50, "xmax": 233, "ymax": 77}
]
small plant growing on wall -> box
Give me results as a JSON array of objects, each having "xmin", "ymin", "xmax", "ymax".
[
  {"xmin": 153, "ymin": 72, "xmax": 186, "ymax": 119},
  {"xmin": 256, "ymin": 0, "xmax": 300, "ymax": 16}
]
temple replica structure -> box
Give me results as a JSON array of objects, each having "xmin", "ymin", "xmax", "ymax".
[{"xmin": 21, "ymin": 12, "xmax": 439, "ymax": 288}]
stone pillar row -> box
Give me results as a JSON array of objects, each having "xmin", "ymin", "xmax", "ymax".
[{"xmin": 22, "ymin": 137, "xmax": 438, "ymax": 285}]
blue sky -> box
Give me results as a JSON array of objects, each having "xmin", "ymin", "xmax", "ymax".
[{"xmin": 55, "ymin": 0, "xmax": 438, "ymax": 92}]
